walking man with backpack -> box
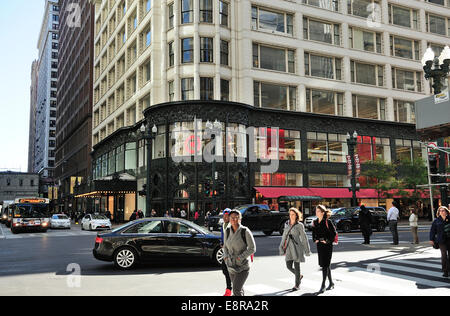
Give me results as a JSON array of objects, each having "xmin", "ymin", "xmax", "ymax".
[
  {"xmin": 220, "ymin": 208, "xmax": 233, "ymax": 296},
  {"xmin": 223, "ymin": 209, "xmax": 256, "ymax": 296}
]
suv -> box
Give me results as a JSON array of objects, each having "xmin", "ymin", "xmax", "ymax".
[
  {"xmin": 330, "ymin": 207, "xmax": 387, "ymax": 233},
  {"xmin": 207, "ymin": 204, "xmax": 289, "ymax": 236}
]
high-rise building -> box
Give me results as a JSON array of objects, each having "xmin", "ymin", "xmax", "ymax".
[
  {"xmin": 28, "ymin": 60, "xmax": 39, "ymax": 174},
  {"xmin": 81, "ymin": 0, "xmax": 450, "ymax": 220},
  {"xmin": 31, "ymin": 0, "xmax": 60, "ymax": 196},
  {"xmin": 55, "ymin": 0, "xmax": 95, "ymax": 212}
]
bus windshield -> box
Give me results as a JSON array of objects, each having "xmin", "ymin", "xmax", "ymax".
[{"xmin": 14, "ymin": 204, "xmax": 49, "ymax": 218}]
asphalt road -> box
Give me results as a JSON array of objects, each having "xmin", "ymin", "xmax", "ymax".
[{"xmin": 0, "ymin": 223, "xmax": 433, "ymax": 278}]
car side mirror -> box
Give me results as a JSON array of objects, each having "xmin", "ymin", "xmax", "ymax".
[{"xmin": 188, "ymin": 228, "xmax": 198, "ymax": 236}]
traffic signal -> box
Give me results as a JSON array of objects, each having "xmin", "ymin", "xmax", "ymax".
[
  {"xmin": 217, "ymin": 181, "xmax": 225, "ymax": 196},
  {"xmin": 429, "ymin": 155, "xmax": 439, "ymax": 183},
  {"xmin": 204, "ymin": 181, "xmax": 211, "ymax": 197}
]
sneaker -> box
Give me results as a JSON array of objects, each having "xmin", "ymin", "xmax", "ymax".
[{"xmin": 224, "ymin": 289, "xmax": 232, "ymax": 296}]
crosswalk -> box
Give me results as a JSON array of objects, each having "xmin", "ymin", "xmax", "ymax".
[
  {"xmin": 265, "ymin": 231, "xmax": 411, "ymax": 245},
  {"xmin": 192, "ymin": 255, "xmax": 450, "ymax": 296},
  {"xmin": 0, "ymin": 225, "xmax": 98, "ymax": 239}
]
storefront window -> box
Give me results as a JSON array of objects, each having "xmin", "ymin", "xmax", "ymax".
[
  {"xmin": 307, "ymin": 132, "xmax": 328, "ymax": 162},
  {"xmin": 395, "ymin": 139, "xmax": 412, "ymax": 161},
  {"xmin": 280, "ymin": 130, "xmax": 301, "ymax": 161},
  {"xmin": 255, "ymin": 173, "xmax": 303, "ymax": 186},
  {"xmin": 108, "ymin": 151, "xmax": 116, "ymax": 175},
  {"xmin": 226, "ymin": 124, "xmax": 247, "ymax": 159},
  {"xmin": 153, "ymin": 126, "xmax": 166, "ymax": 159},
  {"xmin": 125, "ymin": 142, "xmax": 137, "ymax": 171},
  {"xmin": 309, "ymin": 174, "xmax": 349, "ymax": 187},
  {"xmin": 116, "ymin": 145, "xmax": 125, "ymax": 172}
]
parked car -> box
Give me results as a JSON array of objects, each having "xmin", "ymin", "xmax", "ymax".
[
  {"xmin": 305, "ymin": 207, "xmax": 387, "ymax": 233},
  {"xmin": 50, "ymin": 214, "xmax": 71, "ymax": 229},
  {"xmin": 92, "ymin": 218, "xmax": 223, "ymax": 270},
  {"xmin": 81, "ymin": 214, "xmax": 111, "ymax": 231},
  {"xmin": 304, "ymin": 215, "xmax": 317, "ymax": 231}
]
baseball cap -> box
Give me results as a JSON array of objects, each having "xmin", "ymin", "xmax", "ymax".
[{"xmin": 223, "ymin": 208, "xmax": 232, "ymax": 214}]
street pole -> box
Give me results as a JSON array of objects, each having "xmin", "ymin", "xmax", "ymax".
[
  {"xmin": 426, "ymin": 146, "xmax": 436, "ymax": 221},
  {"xmin": 142, "ymin": 123, "xmax": 157, "ymax": 218},
  {"xmin": 347, "ymin": 132, "xmax": 358, "ymax": 207},
  {"xmin": 146, "ymin": 131, "xmax": 152, "ymax": 218}
]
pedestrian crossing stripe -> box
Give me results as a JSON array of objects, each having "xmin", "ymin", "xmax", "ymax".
[{"xmin": 192, "ymin": 256, "xmax": 449, "ymax": 297}]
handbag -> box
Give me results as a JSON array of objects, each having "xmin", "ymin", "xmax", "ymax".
[{"xmin": 325, "ymin": 219, "xmax": 339, "ymax": 246}]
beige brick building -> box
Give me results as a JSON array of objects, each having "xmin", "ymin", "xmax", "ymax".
[{"xmin": 90, "ymin": 0, "xmax": 450, "ymax": 147}]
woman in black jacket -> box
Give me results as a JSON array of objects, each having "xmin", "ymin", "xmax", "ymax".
[
  {"xmin": 429, "ymin": 206, "xmax": 450, "ymax": 277},
  {"xmin": 312, "ymin": 205, "xmax": 337, "ymax": 293}
]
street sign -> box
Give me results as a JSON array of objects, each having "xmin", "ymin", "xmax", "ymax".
[
  {"xmin": 354, "ymin": 154, "xmax": 361, "ymax": 178},
  {"xmin": 346, "ymin": 155, "xmax": 352, "ymax": 178},
  {"xmin": 434, "ymin": 91, "xmax": 449, "ymax": 104}
]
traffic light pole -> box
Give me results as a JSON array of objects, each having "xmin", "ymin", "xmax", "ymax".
[{"xmin": 426, "ymin": 146, "xmax": 436, "ymax": 221}]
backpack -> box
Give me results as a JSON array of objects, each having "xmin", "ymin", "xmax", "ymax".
[
  {"xmin": 444, "ymin": 219, "xmax": 450, "ymax": 241},
  {"xmin": 226, "ymin": 227, "xmax": 254, "ymax": 262}
]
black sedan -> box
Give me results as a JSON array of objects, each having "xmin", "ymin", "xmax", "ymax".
[{"xmin": 93, "ymin": 218, "xmax": 223, "ymax": 270}]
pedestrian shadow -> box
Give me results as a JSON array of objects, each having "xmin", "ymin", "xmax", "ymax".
[
  {"xmin": 332, "ymin": 248, "xmax": 450, "ymax": 290},
  {"xmin": 55, "ymin": 260, "xmax": 221, "ymax": 277}
]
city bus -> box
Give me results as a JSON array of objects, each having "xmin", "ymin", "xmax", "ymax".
[{"xmin": 9, "ymin": 198, "xmax": 51, "ymax": 234}]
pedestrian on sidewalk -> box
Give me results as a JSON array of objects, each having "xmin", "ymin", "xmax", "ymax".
[
  {"xmin": 359, "ymin": 205, "xmax": 373, "ymax": 244},
  {"xmin": 409, "ymin": 208, "xmax": 419, "ymax": 244},
  {"xmin": 279, "ymin": 208, "xmax": 311, "ymax": 291},
  {"xmin": 387, "ymin": 201, "xmax": 400, "ymax": 245},
  {"xmin": 220, "ymin": 208, "xmax": 233, "ymax": 296},
  {"xmin": 312, "ymin": 205, "xmax": 337, "ymax": 293},
  {"xmin": 223, "ymin": 209, "xmax": 256, "ymax": 296},
  {"xmin": 429, "ymin": 206, "xmax": 450, "ymax": 278}
]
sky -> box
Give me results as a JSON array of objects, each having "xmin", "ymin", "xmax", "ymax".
[{"xmin": 0, "ymin": 0, "xmax": 45, "ymax": 172}]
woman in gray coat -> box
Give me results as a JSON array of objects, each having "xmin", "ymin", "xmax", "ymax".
[
  {"xmin": 279, "ymin": 208, "xmax": 311, "ymax": 291},
  {"xmin": 223, "ymin": 209, "xmax": 256, "ymax": 296}
]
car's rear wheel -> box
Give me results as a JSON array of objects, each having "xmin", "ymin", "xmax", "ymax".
[
  {"xmin": 11, "ymin": 227, "xmax": 19, "ymax": 234},
  {"xmin": 114, "ymin": 247, "xmax": 138, "ymax": 270},
  {"xmin": 214, "ymin": 247, "xmax": 224, "ymax": 266},
  {"xmin": 343, "ymin": 222, "xmax": 351, "ymax": 233},
  {"xmin": 263, "ymin": 230, "xmax": 273, "ymax": 236}
]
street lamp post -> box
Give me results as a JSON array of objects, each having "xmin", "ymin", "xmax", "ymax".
[
  {"xmin": 422, "ymin": 46, "xmax": 450, "ymax": 208},
  {"xmin": 206, "ymin": 120, "xmax": 222, "ymax": 212},
  {"xmin": 141, "ymin": 122, "xmax": 158, "ymax": 218},
  {"xmin": 347, "ymin": 131, "xmax": 359, "ymax": 207}
]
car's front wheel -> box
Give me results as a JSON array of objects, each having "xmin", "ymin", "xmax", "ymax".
[
  {"xmin": 214, "ymin": 247, "xmax": 224, "ymax": 266},
  {"xmin": 377, "ymin": 221, "xmax": 386, "ymax": 232},
  {"xmin": 114, "ymin": 247, "xmax": 138, "ymax": 270}
]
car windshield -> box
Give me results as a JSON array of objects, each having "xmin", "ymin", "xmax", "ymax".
[
  {"xmin": 14, "ymin": 204, "xmax": 49, "ymax": 218},
  {"xmin": 92, "ymin": 215, "xmax": 107, "ymax": 220},
  {"xmin": 52, "ymin": 215, "xmax": 68, "ymax": 219},
  {"xmin": 331, "ymin": 209, "xmax": 347, "ymax": 216}
]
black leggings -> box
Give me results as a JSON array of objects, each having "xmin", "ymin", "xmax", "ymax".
[{"xmin": 222, "ymin": 260, "xmax": 232, "ymax": 290}]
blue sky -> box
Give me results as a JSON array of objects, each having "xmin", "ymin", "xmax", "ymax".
[{"xmin": 0, "ymin": 0, "xmax": 45, "ymax": 172}]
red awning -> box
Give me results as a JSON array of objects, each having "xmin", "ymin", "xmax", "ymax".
[
  {"xmin": 255, "ymin": 187, "xmax": 438, "ymax": 199},
  {"xmin": 254, "ymin": 187, "xmax": 319, "ymax": 199}
]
